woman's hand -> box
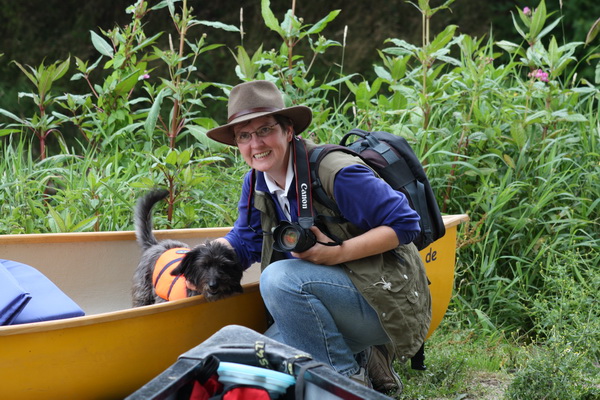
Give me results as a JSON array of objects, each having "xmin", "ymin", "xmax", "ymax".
[
  {"xmin": 292, "ymin": 225, "xmax": 400, "ymax": 266},
  {"xmin": 291, "ymin": 226, "xmax": 343, "ymax": 265}
]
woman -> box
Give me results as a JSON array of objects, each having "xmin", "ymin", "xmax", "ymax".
[{"xmin": 204, "ymin": 80, "xmax": 432, "ymax": 394}]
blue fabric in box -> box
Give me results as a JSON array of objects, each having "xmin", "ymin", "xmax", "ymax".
[
  {"xmin": 0, "ymin": 259, "xmax": 85, "ymax": 325},
  {"xmin": 0, "ymin": 262, "xmax": 32, "ymax": 325}
]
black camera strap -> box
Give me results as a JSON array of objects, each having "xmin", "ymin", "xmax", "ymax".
[
  {"xmin": 246, "ymin": 136, "xmax": 342, "ymax": 247},
  {"xmin": 293, "ymin": 137, "xmax": 343, "ymax": 247},
  {"xmin": 243, "ymin": 138, "xmax": 314, "ymax": 234},
  {"xmin": 291, "ymin": 136, "xmax": 314, "ymax": 229}
]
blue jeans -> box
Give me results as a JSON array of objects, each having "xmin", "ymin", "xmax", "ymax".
[{"xmin": 259, "ymin": 259, "xmax": 390, "ymax": 376}]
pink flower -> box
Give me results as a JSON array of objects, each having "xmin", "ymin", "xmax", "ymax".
[
  {"xmin": 138, "ymin": 73, "xmax": 150, "ymax": 81},
  {"xmin": 523, "ymin": 7, "xmax": 532, "ymax": 16},
  {"xmin": 528, "ymin": 69, "xmax": 549, "ymax": 82}
]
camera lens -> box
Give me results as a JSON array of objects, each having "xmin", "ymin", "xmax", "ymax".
[
  {"xmin": 281, "ymin": 226, "xmax": 300, "ymax": 248},
  {"xmin": 272, "ymin": 222, "xmax": 316, "ymax": 253}
]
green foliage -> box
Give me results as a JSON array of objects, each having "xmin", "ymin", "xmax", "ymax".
[
  {"xmin": 502, "ymin": 250, "xmax": 599, "ymax": 399},
  {"xmin": 506, "ymin": 337, "xmax": 599, "ymax": 400},
  {"xmin": 0, "ymin": 58, "xmax": 71, "ymax": 159}
]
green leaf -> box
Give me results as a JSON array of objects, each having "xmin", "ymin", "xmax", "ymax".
[
  {"xmin": 11, "ymin": 61, "xmax": 38, "ymax": 86},
  {"xmin": 47, "ymin": 206, "xmax": 67, "ymax": 232},
  {"xmin": 145, "ymin": 88, "xmax": 170, "ymax": 136},
  {"xmin": 194, "ymin": 20, "xmax": 240, "ymax": 32},
  {"xmin": 552, "ymin": 111, "xmax": 588, "ymax": 122},
  {"xmin": 198, "ymin": 43, "xmax": 225, "ymax": 55},
  {"xmin": 261, "ymin": 0, "xmax": 283, "ymax": 36},
  {"xmin": 385, "ymin": 38, "xmax": 419, "ymax": 54},
  {"xmin": 114, "ymin": 65, "xmax": 146, "ymax": 95},
  {"xmin": 516, "ymin": 7, "xmax": 531, "ymax": 28},
  {"xmin": 131, "ymin": 32, "xmax": 163, "ymax": 53},
  {"xmin": 510, "ymin": 12, "xmax": 528, "ymax": 41},
  {"xmin": 585, "ymin": 17, "xmax": 600, "ymax": 45},
  {"xmin": 428, "ymin": 25, "xmax": 457, "ymax": 53},
  {"xmin": 431, "ymin": 0, "xmax": 456, "ymax": 14},
  {"xmin": 71, "ymin": 216, "xmax": 99, "ymax": 232},
  {"xmin": 306, "ymin": 10, "xmax": 341, "ymax": 35},
  {"xmin": 52, "ymin": 58, "xmax": 71, "ymax": 82},
  {"xmin": 90, "ymin": 30, "xmax": 114, "ymax": 58},
  {"xmin": 548, "ymin": 36, "xmax": 559, "ymax": 66},
  {"xmin": 165, "ymin": 150, "xmax": 178, "ymax": 166},
  {"xmin": 374, "ymin": 65, "xmax": 393, "ymax": 82},
  {"xmin": 0, "ymin": 128, "xmax": 20, "ymax": 137},
  {"xmin": 0, "ymin": 108, "xmax": 25, "ymax": 123},
  {"xmin": 525, "ymin": 110, "xmax": 547, "ymax": 124},
  {"xmin": 177, "ymin": 149, "xmax": 191, "ymax": 165},
  {"xmin": 503, "ymin": 154, "xmax": 516, "ymax": 169},
  {"xmin": 529, "ymin": 0, "xmax": 547, "ymax": 39},
  {"xmin": 537, "ymin": 16, "xmax": 562, "ymax": 41},
  {"xmin": 496, "ymin": 40, "xmax": 526, "ymax": 58},
  {"xmin": 417, "ymin": 0, "xmax": 430, "ymax": 12}
]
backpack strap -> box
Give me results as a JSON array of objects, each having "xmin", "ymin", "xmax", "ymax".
[
  {"xmin": 308, "ymin": 145, "xmax": 342, "ymax": 216},
  {"xmin": 404, "ymin": 180, "xmax": 433, "ymax": 246}
]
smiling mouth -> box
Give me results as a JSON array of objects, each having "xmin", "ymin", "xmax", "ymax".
[{"xmin": 253, "ymin": 150, "xmax": 271, "ymax": 159}]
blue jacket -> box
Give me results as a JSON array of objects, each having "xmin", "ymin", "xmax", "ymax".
[{"xmin": 225, "ymin": 160, "xmax": 421, "ymax": 270}]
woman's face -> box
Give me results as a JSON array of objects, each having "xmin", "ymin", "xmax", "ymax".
[{"xmin": 233, "ymin": 115, "xmax": 293, "ymax": 176}]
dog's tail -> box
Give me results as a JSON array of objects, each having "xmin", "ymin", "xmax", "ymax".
[{"xmin": 134, "ymin": 189, "xmax": 170, "ymax": 251}]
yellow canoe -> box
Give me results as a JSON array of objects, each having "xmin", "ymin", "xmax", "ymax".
[{"xmin": 0, "ymin": 214, "xmax": 468, "ymax": 399}]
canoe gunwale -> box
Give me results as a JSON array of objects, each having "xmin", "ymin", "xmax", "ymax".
[
  {"xmin": 0, "ymin": 227, "xmax": 234, "ymax": 244},
  {"xmin": 0, "ymin": 214, "xmax": 469, "ymax": 244}
]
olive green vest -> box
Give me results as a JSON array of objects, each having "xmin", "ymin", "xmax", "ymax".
[{"xmin": 253, "ymin": 139, "xmax": 432, "ymax": 361}]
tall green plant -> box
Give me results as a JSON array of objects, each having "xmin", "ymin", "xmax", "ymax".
[
  {"xmin": 259, "ymin": 0, "xmax": 341, "ymax": 88},
  {"xmin": 0, "ymin": 58, "xmax": 70, "ymax": 159}
]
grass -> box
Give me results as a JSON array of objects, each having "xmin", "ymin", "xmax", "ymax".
[{"xmin": 395, "ymin": 322, "xmax": 520, "ymax": 400}]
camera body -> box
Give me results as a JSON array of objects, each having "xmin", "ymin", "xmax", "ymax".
[{"xmin": 272, "ymin": 221, "xmax": 316, "ymax": 253}]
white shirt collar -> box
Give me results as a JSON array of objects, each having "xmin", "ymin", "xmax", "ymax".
[
  {"xmin": 264, "ymin": 151, "xmax": 294, "ymax": 195},
  {"xmin": 264, "ymin": 152, "xmax": 294, "ymax": 220}
]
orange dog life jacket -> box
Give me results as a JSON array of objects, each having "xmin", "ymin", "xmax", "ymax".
[{"xmin": 152, "ymin": 247, "xmax": 190, "ymax": 301}]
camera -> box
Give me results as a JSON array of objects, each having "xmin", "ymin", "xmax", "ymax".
[{"xmin": 272, "ymin": 221, "xmax": 317, "ymax": 253}]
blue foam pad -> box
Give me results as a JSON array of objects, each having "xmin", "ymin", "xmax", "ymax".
[
  {"xmin": 0, "ymin": 259, "xmax": 85, "ymax": 325},
  {"xmin": 0, "ymin": 262, "xmax": 32, "ymax": 325}
]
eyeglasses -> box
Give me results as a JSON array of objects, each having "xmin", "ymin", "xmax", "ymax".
[{"xmin": 234, "ymin": 123, "xmax": 279, "ymax": 145}]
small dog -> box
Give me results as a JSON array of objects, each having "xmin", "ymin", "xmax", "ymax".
[{"xmin": 132, "ymin": 189, "xmax": 244, "ymax": 307}]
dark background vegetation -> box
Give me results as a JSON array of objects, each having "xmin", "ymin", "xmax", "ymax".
[{"xmin": 1, "ymin": 0, "xmax": 598, "ymax": 113}]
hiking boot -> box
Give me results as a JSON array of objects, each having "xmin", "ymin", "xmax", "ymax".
[
  {"xmin": 349, "ymin": 366, "xmax": 373, "ymax": 389},
  {"xmin": 349, "ymin": 348, "xmax": 373, "ymax": 389},
  {"xmin": 367, "ymin": 345, "xmax": 403, "ymax": 395}
]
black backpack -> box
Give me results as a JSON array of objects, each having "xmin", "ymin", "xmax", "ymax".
[{"xmin": 309, "ymin": 128, "xmax": 445, "ymax": 250}]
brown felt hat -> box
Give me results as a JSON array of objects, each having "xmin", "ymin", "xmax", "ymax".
[{"xmin": 206, "ymin": 80, "xmax": 312, "ymax": 146}]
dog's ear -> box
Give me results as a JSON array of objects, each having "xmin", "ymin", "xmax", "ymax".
[{"xmin": 171, "ymin": 252, "xmax": 194, "ymax": 276}]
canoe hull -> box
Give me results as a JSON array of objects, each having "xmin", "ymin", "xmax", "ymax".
[
  {"xmin": 0, "ymin": 285, "xmax": 267, "ymax": 399},
  {"xmin": 0, "ymin": 215, "xmax": 467, "ymax": 399}
]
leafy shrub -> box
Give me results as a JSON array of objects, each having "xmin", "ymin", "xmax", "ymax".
[
  {"xmin": 505, "ymin": 249, "xmax": 599, "ymax": 400},
  {"xmin": 506, "ymin": 338, "xmax": 599, "ymax": 400}
]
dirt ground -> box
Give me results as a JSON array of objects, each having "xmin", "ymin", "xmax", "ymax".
[{"xmin": 431, "ymin": 371, "xmax": 511, "ymax": 400}]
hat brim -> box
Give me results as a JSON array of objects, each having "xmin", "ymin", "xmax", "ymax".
[{"xmin": 206, "ymin": 105, "xmax": 312, "ymax": 146}]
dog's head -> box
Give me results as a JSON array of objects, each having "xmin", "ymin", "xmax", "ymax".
[{"xmin": 171, "ymin": 241, "xmax": 244, "ymax": 301}]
